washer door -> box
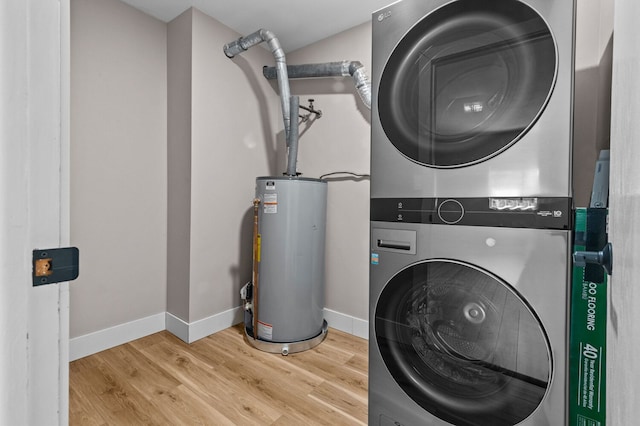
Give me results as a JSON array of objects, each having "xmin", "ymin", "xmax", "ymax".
[
  {"xmin": 378, "ymin": 0, "xmax": 556, "ymax": 168},
  {"xmin": 375, "ymin": 260, "xmax": 551, "ymax": 425}
]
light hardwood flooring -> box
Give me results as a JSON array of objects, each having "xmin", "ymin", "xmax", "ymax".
[{"xmin": 69, "ymin": 324, "xmax": 369, "ymax": 425}]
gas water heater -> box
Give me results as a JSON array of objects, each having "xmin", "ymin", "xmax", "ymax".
[
  {"xmin": 242, "ymin": 177, "xmax": 328, "ymax": 354},
  {"xmin": 225, "ymin": 28, "xmax": 370, "ymax": 355}
]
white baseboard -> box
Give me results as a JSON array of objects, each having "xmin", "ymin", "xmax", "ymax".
[
  {"xmin": 69, "ymin": 312, "xmax": 165, "ymax": 361},
  {"xmin": 166, "ymin": 307, "xmax": 243, "ymax": 344},
  {"xmin": 69, "ymin": 307, "xmax": 365, "ymax": 361},
  {"xmin": 323, "ymin": 308, "xmax": 369, "ymax": 340},
  {"xmin": 165, "ymin": 311, "xmax": 189, "ymax": 342}
]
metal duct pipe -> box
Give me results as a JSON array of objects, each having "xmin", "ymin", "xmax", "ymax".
[
  {"xmin": 263, "ymin": 61, "xmax": 372, "ymax": 109},
  {"xmin": 286, "ymin": 96, "xmax": 300, "ymax": 176},
  {"xmin": 224, "ymin": 29, "xmax": 292, "ymax": 142}
]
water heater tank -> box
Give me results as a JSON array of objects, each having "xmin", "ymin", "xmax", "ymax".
[{"xmin": 253, "ymin": 176, "xmax": 327, "ymax": 343}]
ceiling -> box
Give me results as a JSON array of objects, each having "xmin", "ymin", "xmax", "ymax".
[{"xmin": 119, "ymin": 0, "xmax": 395, "ymax": 53}]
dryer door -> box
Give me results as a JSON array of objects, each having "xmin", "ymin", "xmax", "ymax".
[
  {"xmin": 375, "ymin": 260, "xmax": 551, "ymax": 426},
  {"xmin": 378, "ymin": 0, "xmax": 556, "ymax": 168}
]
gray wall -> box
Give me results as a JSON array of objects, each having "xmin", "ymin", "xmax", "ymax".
[
  {"xmin": 166, "ymin": 9, "xmax": 193, "ymax": 323},
  {"xmin": 166, "ymin": 8, "xmax": 280, "ymax": 324},
  {"xmin": 71, "ymin": 0, "xmax": 280, "ymax": 339},
  {"xmin": 190, "ymin": 9, "xmax": 280, "ymax": 321},
  {"xmin": 573, "ymin": 0, "xmax": 614, "ymax": 207},
  {"xmin": 70, "ymin": 0, "xmax": 167, "ymax": 337}
]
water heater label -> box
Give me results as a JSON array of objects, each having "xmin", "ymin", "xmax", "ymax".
[
  {"xmin": 257, "ymin": 320, "xmax": 273, "ymax": 341},
  {"xmin": 263, "ymin": 193, "xmax": 278, "ymax": 214}
]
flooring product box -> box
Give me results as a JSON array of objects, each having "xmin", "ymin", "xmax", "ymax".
[{"xmin": 569, "ymin": 208, "xmax": 608, "ymax": 426}]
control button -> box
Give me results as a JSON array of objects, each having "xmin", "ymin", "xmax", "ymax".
[{"xmin": 437, "ymin": 199, "xmax": 464, "ymax": 224}]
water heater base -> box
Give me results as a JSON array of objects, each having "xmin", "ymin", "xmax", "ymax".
[{"xmin": 244, "ymin": 320, "xmax": 328, "ymax": 356}]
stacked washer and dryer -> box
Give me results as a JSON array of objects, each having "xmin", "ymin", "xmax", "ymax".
[{"xmin": 369, "ymin": 1, "xmax": 575, "ymax": 425}]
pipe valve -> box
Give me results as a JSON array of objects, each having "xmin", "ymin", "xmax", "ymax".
[{"xmin": 299, "ymin": 99, "xmax": 322, "ymax": 122}]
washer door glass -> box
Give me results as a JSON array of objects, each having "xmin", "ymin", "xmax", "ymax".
[
  {"xmin": 378, "ymin": 0, "xmax": 556, "ymax": 167},
  {"xmin": 375, "ymin": 260, "xmax": 551, "ymax": 426}
]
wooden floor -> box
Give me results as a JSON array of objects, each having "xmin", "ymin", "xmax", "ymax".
[{"xmin": 69, "ymin": 325, "xmax": 369, "ymax": 425}]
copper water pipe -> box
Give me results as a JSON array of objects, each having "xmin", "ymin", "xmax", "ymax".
[{"xmin": 251, "ymin": 198, "xmax": 261, "ymax": 339}]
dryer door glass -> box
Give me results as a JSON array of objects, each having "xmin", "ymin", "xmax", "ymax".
[
  {"xmin": 375, "ymin": 260, "xmax": 551, "ymax": 426},
  {"xmin": 378, "ymin": 0, "xmax": 556, "ymax": 167}
]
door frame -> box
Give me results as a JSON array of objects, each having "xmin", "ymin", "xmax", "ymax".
[
  {"xmin": 0, "ymin": 0, "xmax": 70, "ymax": 423},
  {"xmin": 608, "ymin": 0, "xmax": 640, "ymax": 422}
]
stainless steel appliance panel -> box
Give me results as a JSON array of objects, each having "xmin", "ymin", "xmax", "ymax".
[
  {"xmin": 371, "ymin": 0, "xmax": 575, "ymax": 198},
  {"xmin": 369, "ymin": 222, "xmax": 571, "ymax": 425}
]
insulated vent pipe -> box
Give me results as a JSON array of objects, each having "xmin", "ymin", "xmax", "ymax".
[
  {"xmin": 224, "ymin": 29, "xmax": 293, "ymax": 145},
  {"xmin": 263, "ymin": 61, "xmax": 372, "ymax": 109},
  {"xmin": 287, "ymin": 95, "xmax": 300, "ymax": 177},
  {"xmin": 224, "ymin": 29, "xmax": 302, "ymax": 176}
]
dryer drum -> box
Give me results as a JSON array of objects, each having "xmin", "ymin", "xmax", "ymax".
[
  {"xmin": 375, "ymin": 260, "xmax": 552, "ymax": 426},
  {"xmin": 378, "ymin": 0, "xmax": 556, "ymax": 168}
]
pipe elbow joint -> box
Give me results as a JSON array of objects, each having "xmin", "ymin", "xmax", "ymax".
[
  {"xmin": 261, "ymin": 29, "xmax": 286, "ymax": 62},
  {"xmin": 349, "ymin": 62, "xmax": 372, "ymax": 109},
  {"xmin": 347, "ymin": 61, "xmax": 364, "ymax": 76}
]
